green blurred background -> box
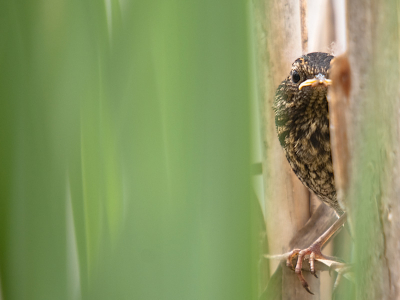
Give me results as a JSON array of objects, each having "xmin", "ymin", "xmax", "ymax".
[{"xmin": 0, "ymin": 1, "xmax": 257, "ymax": 299}]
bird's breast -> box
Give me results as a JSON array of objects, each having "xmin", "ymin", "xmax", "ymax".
[{"xmin": 280, "ymin": 113, "xmax": 337, "ymax": 207}]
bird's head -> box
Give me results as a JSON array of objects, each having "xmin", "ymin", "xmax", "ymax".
[{"xmin": 277, "ymin": 52, "xmax": 334, "ymax": 108}]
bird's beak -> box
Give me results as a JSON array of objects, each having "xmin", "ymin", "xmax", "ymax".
[{"xmin": 299, "ymin": 73, "xmax": 332, "ymax": 90}]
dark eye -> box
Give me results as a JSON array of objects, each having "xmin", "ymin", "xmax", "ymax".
[{"xmin": 291, "ymin": 71, "xmax": 301, "ymax": 83}]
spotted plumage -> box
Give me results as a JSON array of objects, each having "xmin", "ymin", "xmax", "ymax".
[{"xmin": 273, "ymin": 52, "xmax": 344, "ymax": 215}]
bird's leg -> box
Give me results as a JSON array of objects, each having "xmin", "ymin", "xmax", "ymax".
[{"xmin": 286, "ymin": 212, "xmax": 347, "ymax": 294}]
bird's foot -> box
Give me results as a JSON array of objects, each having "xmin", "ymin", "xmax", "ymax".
[{"xmin": 286, "ymin": 242, "xmax": 326, "ymax": 295}]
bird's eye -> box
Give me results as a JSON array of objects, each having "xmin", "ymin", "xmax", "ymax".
[{"xmin": 292, "ymin": 71, "xmax": 301, "ymax": 83}]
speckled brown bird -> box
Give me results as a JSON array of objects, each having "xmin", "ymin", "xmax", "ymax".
[
  {"xmin": 274, "ymin": 52, "xmax": 344, "ymax": 215},
  {"xmin": 273, "ymin": 52, "xmax": 347, "ymax": 294}
]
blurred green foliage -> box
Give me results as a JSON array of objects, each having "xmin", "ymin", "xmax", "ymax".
[{"xmin": 0, "ymin": 1, "xmax": 256, "ymax": 299}]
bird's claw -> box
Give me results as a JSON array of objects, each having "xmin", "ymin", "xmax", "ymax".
[
  {"xmin": 285, "ymin": 243, "xmax": 325, "ymax": 295},
  {"xmin": 296, "ymin": 268, "xmax": 314, "ymax": 295},
  {"xmin": 286, "ymin": 248, "xmax": 300, "ymax": 270}
]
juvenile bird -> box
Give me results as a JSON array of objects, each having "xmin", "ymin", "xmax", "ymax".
[{"xmin": 273, "ymin": 52, "xmax": 347, "ymax": 294}]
